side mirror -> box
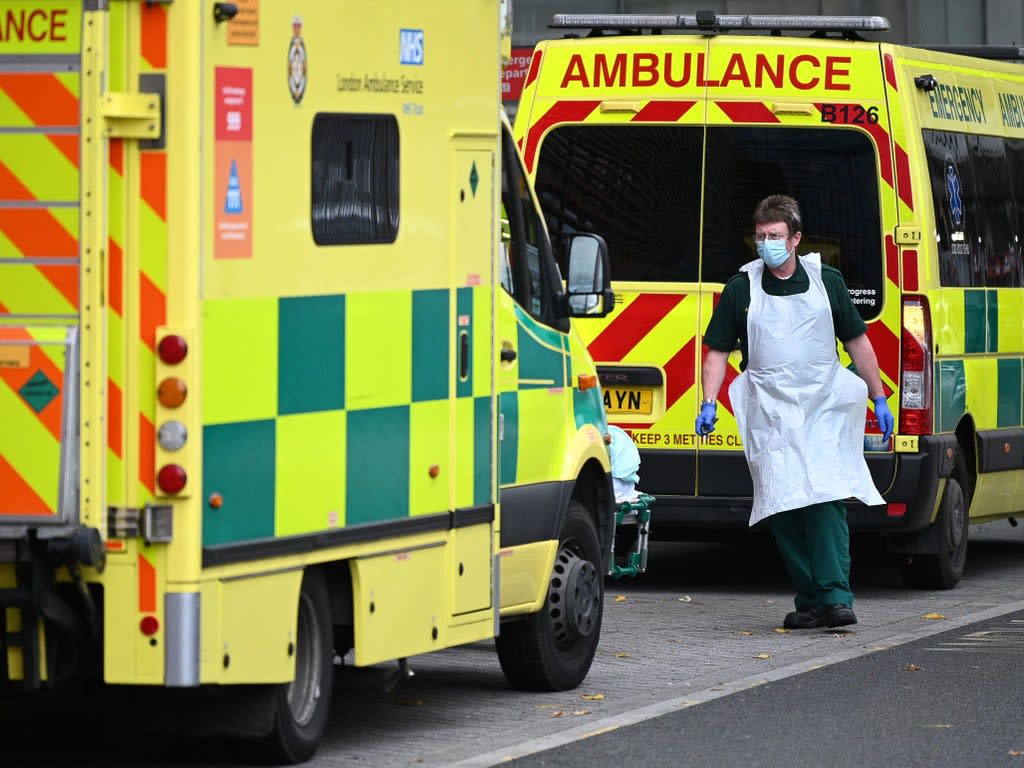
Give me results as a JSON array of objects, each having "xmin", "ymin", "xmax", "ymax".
[{"xmin": 564, "ymin": 233, "xmax": 614, "ymax": 317}]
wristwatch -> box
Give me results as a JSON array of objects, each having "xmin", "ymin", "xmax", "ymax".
[{"xmin": 702, "ymin": 398, "xmax": 716, "ymax": 406}]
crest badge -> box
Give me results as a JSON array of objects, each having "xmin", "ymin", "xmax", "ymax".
[{"xmin": 288, "ymin": 16, "xmax": 307, "ymax": 104}]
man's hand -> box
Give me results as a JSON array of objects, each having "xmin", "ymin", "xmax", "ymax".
[
  {"xmin": 695, "ymin": 401, "xmax": 717, "ymax": 436},
  {"xmin": 873, "ymin": 396, "xmax": 894, "ymax": 441}
]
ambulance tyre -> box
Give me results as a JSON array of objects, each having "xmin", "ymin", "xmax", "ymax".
[
  {"xmin": 496, "ymin": 501, "xmax": 603, "ymax": 691},
  {"xmin": 264, "ymin": 569, "xmax": 334, "ymax": 764},
  {"xmin": 901, "ymin": 454, "xmax": 970, "ymax": 590}
]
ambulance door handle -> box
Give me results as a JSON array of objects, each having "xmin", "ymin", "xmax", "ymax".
[
  {"xmin": 500, "ymin": 342, "xmax": 517, "ymax": 363},
  {"xmin": 459, "ymin": 330, "xmax": 470, "ymax": 380}
]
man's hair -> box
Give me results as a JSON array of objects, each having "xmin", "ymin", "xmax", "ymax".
[{"xmin": 753, "ymin": 194, "xmax": 802, "ymax": 235}]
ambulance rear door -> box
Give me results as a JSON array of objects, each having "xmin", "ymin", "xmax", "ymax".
[
  {"xmin": 0, "ymin": 2, "xmax": 101, "ymax": 534},
  {"xmin": 696, "ymin": 34, "xmax": 899, "ymax": 500}
]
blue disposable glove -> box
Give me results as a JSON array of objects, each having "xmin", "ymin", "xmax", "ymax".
[
  {"xmin": 873, "ymin": 396, "xmax": 894, "ymax": 441},
  {"xmin": 695, "ymin": 401, "xmax": 717, "ymax": 436}
]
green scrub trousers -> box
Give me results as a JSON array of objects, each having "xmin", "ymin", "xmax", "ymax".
[{"xmin": 767, "ymin": 500, "xmax": 853, "ymax": 610}]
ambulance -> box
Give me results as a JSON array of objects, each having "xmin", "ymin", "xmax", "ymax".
[
  {"xmin": 514, "ymin": 13, "xmax": 1024, "ymax": 591},
  {"xmin": 0, "ymin": 0, "xmax": 615, "ymax": 761}
]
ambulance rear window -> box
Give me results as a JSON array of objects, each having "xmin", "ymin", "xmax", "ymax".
[
  {"xmin": 702, "ymin": 127, "xmax": 883, "ymax": 319},
  {"xmin": 536, "ymin": 125, "xmax": 884, "ymax": 320}
]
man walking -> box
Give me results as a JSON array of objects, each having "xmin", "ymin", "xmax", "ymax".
[{"xmin": 696, "ymin": 194, "xmax": 894, "ymax": 629}]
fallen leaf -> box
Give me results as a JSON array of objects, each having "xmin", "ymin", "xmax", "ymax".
[
  {"xmin": 571, "ymin": 709, "xmax": 591, "ymax": 716},
  {"xmin": 614, "ymin": 595, "xmax": 627, "ymax": 603},
  {"xmin": 923, "ymin": 724, "xmax": 951, "ymax": 729},
  {"xmin": 755, "ymin": 653, "xmax": 773, "ymax": 660},
  {"xmin": 535, "ymin": 704, "xmax": 561, "ymax": 709},
  {"xmin": 737, "ymin": 630, "xmax": 754, "ymax": 637},
  {"xmin": 774, "ymin": 627, "xmax": 791, "ymax": 634},
  {"xmin": 582, "ymin": 693, "xmax": 605, "ymax": 701},
  {"xmin": 905, "ymin": 663, "xmax": 922, "ymax": 672},
  {"xmin": 550, "ymin": 710, "xmax": 566, "ymax": 718},
  {"xmin": 615, "ymin": 652, "xmax": 632, "ymax": 659},
  {"xmin": 678, "ymin": 595, "xmax": 692, "ymax": 602},
  {"xmin": 1009, "ymin": 750, "xmax": 1024, "ymax": 756},
  {"xmin": 922, "ymin": 612, "xmax": 946, "ymax": 620},
  {"xmin": 396, "ymin": 698, "xmax": 424, "ymax": 706}
]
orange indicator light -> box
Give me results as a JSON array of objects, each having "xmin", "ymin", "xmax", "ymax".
[{"xmin": 158, "ymin": 377, "xmax": 188, "ymax": 407}]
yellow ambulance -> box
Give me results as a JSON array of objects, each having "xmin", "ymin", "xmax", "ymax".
[
  {"xmin": 514, "ymin": 13, "xmax": 1024, "ymax": 590},
  {"xmin": 0, "ymin": 0, "xmax": 615, "ymax": 760}
]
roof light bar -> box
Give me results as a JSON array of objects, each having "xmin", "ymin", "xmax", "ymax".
[{"xmin": 549, "ymin": 13, "xmax": 891, "ymax": 33}]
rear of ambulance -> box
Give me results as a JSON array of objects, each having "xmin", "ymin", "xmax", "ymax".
[
  {"xmin": 515, "ymin": 14, "xmax": 911, "ymax": 538},
  {"xmin": 0, "ymin": 1, "xmax": 103, "ymax": 689},
  {"xmin": 0, "ymin": 1, "xmax": 171, "ymax": 689}
]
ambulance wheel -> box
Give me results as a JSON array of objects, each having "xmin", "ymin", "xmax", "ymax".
[
  {"xmin": 264, "ymin": 569, "xmax": 333, "ymax": 764},
  {"xmin": 901, "ymin": 454, "xmax": 970, "ymax": 590},
  {"xmin": 496, "ymin": 501, "xmax": 603, "ymax": 691}
]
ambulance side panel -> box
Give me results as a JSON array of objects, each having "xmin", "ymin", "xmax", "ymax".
[{"xmin": 888, "ymin": 46, "xmax": 1024, "ymax": 525}]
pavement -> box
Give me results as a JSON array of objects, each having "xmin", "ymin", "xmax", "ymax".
[{"xmin": 5, "ymin": 523, "xmax": 1024, "ymax": 768}]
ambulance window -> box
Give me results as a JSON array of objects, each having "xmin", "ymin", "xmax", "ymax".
[
  {"xmin": 501, "ymin": 127, "xmax": 566, "ymax": 330},
  {"xmin": 311, "ymin": 114, "xmax": 399, "ymax": 245},
  {"xmin": 925, "ymin": 129, "xmax": 1024, "ymax": 288},
  {"xmin": 972, "ymin": 136, "xmax": 1021, "ymax": 288},
  {"xmin": 1005, "ymin": 140, "xmax": 1024, "ymax": 287},
  {"xmin": 534, "ymin": 125, "xmax": 703, "ymax": 282},
  {"xmin": 702, "ymin": 127, "xmax": 884, "ymax": 321},
  {"xmin": 924, "ymin": 129, "xmax": 981, "ymax": 287}
]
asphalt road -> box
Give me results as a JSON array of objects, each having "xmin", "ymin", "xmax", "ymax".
[
  {"xmin": 5, "ymin": 520, "xmax": 1024, "ymax": 768},
  {"xmin": 506, "ymin": 608, "xmax": 1024, "ymax": 768}
]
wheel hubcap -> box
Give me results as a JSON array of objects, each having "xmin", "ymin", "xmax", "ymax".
[
  {"xmin": 287, "ymin": 592, "xmax": 323, "ymax": 726},
  {"xmin": 547, "ymin": 544, "xmax": 600, "ymax": 649}
]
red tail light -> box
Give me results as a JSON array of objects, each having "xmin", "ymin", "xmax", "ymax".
[
  {"xmin": 158, "ymin": 334, "xmax": 188, "ymax": 365},
  {"xmin": 899, "ymin": 295, "xmax": 932, "ymax": 435},
  {"xmin": 157, "ymin": 464, "xmax": 187, "ymax": 494}
]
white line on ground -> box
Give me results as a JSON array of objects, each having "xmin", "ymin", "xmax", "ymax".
[{"xmin": 447, "ymin": 600, "xmax": 1024, "ymax": 768}]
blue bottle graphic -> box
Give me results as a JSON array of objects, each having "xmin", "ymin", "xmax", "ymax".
[{"xmin": 225, "ymin": 159, "xmax": 243, "ymax": 214}]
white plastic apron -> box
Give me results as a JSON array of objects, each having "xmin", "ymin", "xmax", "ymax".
[{"xmin": 728, "ymin": 254, "xmax": 885, "ymax": 526}]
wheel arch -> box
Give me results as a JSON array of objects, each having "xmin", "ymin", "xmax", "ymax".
[
  {"xmin": 570, "ymin": 457, "xmax": 614, "ymax": 566},
  {"xmin": 955, "ymin": 414, "xmax": 978, "ymax": 505}
]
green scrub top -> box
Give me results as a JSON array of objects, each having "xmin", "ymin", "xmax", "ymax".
[{"xmin": 702, "ymin": 257, "xmax": 868, "ymax": 372}]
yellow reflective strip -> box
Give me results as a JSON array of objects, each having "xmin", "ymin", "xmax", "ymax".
[
  {"xmin": 0, "ymin": 134, "xmax": 78, "ymax": 201},
  {"xmin": 347, "ymin": 291, "xmax": 412, "ymax": 409},
  {"xmin": 0, "ymin": 258, "xmax": 77, "ymax": 318},
  {"xmin": 275, "ymin": 410, "xmax": 347, "ymax": 536},
  {"xmin": 409, "ymin": 400, "xmax": 449, "ymax": 516},
  {"xmin": 0, "ymin": 384, "xmax": 60, "ymax": 510}
]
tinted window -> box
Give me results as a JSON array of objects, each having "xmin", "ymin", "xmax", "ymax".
[
  {"xmin": 502, "ymin": 127, "xmax": 567, "ymax": 331},
  {"xmin": 534, "ymin": 124, "xmax": 884, "ymax": 319},
  {"xmin": 311, "ymin": 114, "xmax": 399, "ymax": 245},
  {"xmin": 702, "ymin": 127, "xmax": 884, "ymax": 319},
  {"xmin": 535, "ymin": 125, "xmax": 703, "ymax": 282},
  {"xmin": 925, "ymin": 128, "xmax": 1024, "ymax": 288}
]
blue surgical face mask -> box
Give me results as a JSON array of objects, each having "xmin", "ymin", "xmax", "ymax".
[{"xmin": 757, "ymin": 239, "xmax": 790, "ymax": 268}]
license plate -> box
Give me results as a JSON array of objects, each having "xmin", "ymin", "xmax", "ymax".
[{"xmin": 603, "ymin": 386, "xmax": 652, "ymax": 415}]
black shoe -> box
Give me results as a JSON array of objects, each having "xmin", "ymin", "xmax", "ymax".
[
  {"xmin": 783, "ymin": 607, "xmax": 827, "ymax": 629},
  {"xmin": 824, "ymin": 603, "xmax": 858, "ymax": 628}
]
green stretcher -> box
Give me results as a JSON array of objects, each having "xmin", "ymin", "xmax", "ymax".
[{"xmin": 608, "ymin": 493, "xmax": 655, "ymax": 580}]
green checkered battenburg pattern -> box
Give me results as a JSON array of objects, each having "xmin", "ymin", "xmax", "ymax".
[
  {"xmin": 200, "ymin": 290, "xmax": 492, "ymax": 547},
  {"xmin": 934, "ymin": 289, "xmax": 1024, "ymax": 433}
]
